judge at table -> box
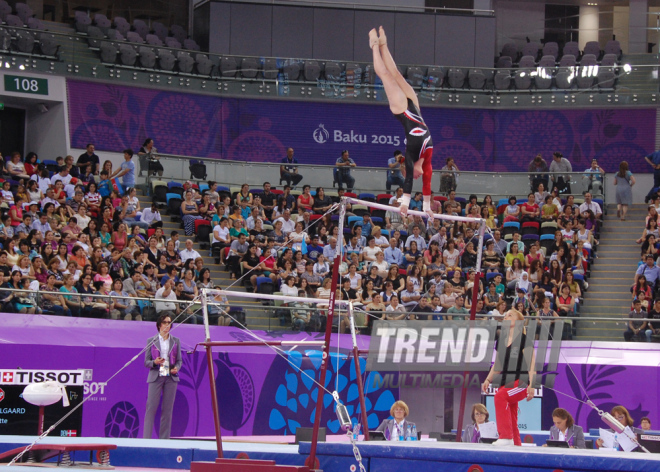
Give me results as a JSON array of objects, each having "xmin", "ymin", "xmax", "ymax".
[
  {"xmin": 547, "ymin": 408, "xmax": 586, "ymax": 449},
  {"xmin": 376, "ymin": 400, "xmax": 414, "ymax": 441},
  {"xmin": 462, "ymin": 403, "xmax": 494, "ymax": 443}
]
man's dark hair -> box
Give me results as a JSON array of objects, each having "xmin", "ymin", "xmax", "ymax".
[
  {"xmin": 394, "ymin": 150, "xmax": 403, "ymax": 157},
  {"xmin": 123, "ymin": 149, "xmax": 134, "ymax": 158}
]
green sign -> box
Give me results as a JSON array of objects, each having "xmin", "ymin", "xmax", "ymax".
[{"xmin": 4, "ymin": 75, "xmax": 48, "ymax": 95}]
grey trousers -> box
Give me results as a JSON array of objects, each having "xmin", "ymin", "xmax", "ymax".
[{"xmin": 143, "ymin": 375, "xmax": 178, "ymax": 439}]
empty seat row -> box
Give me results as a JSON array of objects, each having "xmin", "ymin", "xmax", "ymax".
[
  {"xmin": 76, "ymin": 11, "xmax": 199, "ymax": 50},
  {"xmin": 0, "ymin": 26, "xmax": 59, "ymax": 56},
  {"xmin": 0, "ymin": 1, "xmax": 33, "ymax": 25},
  {"xmin": 99, "ymin": 41, "xmax": 212, "ymax": 74},
  {"xmin": 499, "ymin": 40, "xmax": 621, "ymax": 65}
]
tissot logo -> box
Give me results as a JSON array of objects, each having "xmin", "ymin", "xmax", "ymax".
[
  {"xmin": 0, "ymin": 370, "xmax": 86, "ymax": 386},
  {"xmin": 1, "ymin": 372, "xmax": 14, "ymax": 383}
]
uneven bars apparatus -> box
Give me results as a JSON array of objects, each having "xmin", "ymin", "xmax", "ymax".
[{"xmin": 343, "ymin": 197, "xmax": 487, "ymax": 443}]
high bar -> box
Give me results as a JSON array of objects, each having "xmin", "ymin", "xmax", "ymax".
[
  {"xmin": 344, "ymin": 197, "xmax": 485, "ymax": 225},
  {"xmin": 203, "ymin": 289, "xmax": 350, "ymax": 306}
]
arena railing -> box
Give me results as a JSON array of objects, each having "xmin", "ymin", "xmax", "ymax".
[
  {"xmin": 146, "ymin": 153, "xmax": 607, "ymax": 203},
  {"xmin": 8, "ymin": 284, "xmax": 647, "ymax": 340},
  {"xmin": 1, "ymin": 24, "xmax": 659, "ymax": 109}
]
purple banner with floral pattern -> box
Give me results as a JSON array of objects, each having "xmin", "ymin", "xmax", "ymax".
[
  {"xmin": 1, "ymin": 314, "xmax": 659, "ymax": 439},
  {"xmin": 67, "ymin": 80, "xmax": 655, "ymax": 173}
]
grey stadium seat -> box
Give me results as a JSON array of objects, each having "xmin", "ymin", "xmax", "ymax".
[
  {"xmin": 220, "ymin": 56, "xmax": 237, "ymax": 77},
  {"xmin": 241, "ymin": 57, "xmax": 259, "ymax": 78},
  {"xmin": 196, "ymin": 54, "xmax": 213, "ymax": 76},
  {"xmin": 15, "ymin": 2, "xmax": 32, "ymax": 24},
  {"xmin": 170, "ymin": 25, "xmax": 186, "ymax": 44},
  {"xmin": 542, "ymin": 41, "xmax": 559, "ymax": 60},
  {"xmin": 496, "ymin": 56, "xmax": 512, "ymax": 68},
  {"xmin": 555, "ymin": 54, "xmax": 576, "ymax": 89},
  {"xmin": 113, "ymin": 17, "xmax": 131, "ymax": 37},
  {"xmin": 138, "ymin": 46, "xmax": 156, "ymax": 68},
  {"xmin": 577, "ymin": 54, "xmax": 597, "ymax": 89},
  {"xmin": 493, "ymin": 69, "xmax": 512, "ymax": 90},
  {"xmin": 126, "ymin": 32, "xmax": 144, "ymax": 44},
  {"xmin": 304, "ymin": 60, "xmax": 321, "ymax": 81},
  {"xmin": 119, "ymin": 44, "xmax": 137, "ymax": 66},
  {"xmin": 501, "ymin": 43, "xmax": 517, "ymax": 62},
  {"xmin": 597, "ymin": 67, "xmax": 616, "ymax": 89},
  {"xmin": 157, "ymin": 49, "xmax": 175, "ymax": 71},
  {"xmin": 0, "ymin": 1, "xmax": 11, "ymax": 22},
  {"xmin": 262, "ymin": 58, "xmax": 278, "ymax": 79},
  {"xmin": 183, "ymin": 39, "xmax": 199, "ymax": 51},
  {"xmin": 14, "ymin": 30, "xmax": 35, "ymax": 53},
  {"xmin": 521, "ymin": 42, "xmax": 541, "ymax": 61},
  {"xmin": 146, "ymin": 34, "xmax": 163, "ymax": 47},
  {"xmin": 583, "ymin": 41, "xmax": 601, "ymax": 59},
  {"xmin": 94, "ymin": 14, "xmax": 112, "ymax": 35},
  {"xmin": 514, "ymin": 55, "xmax": 535, "ymax": 90},
  {"xmin": 467, "ymin": 69, "xmax": 486, "ymax": 89},
  {"xmin": 177, "ymin": 51, "xmax": 194, "ymax": 73},
  {"xmin": 86, "ymin": 26, "xmax": 104, "ymax": 48},
  {"xmin": 406, "ymin": 66, "xmax": 424, "ymax": 87},
  {"xmin": 324, "ymin": 61, "xmax": 342, "ymax": 81},
  {"xmin": 75, "ymin": 14, "xmax": 91, "ymax": 33},
  {"xmin": 563, "ymin": 41, "xmax": 580, "ymax": 59},
  {"xmin": 106, "ymin": 29, "xmax": 124, "ymax": 41},
  {"xmin": 601, "ymin": 53, "xmax": 617, "ymax": 67},
  {"xmin": 447, "ymin": 68, "xmax": 466, "ymax": 89},
  {"xmin": 133, "ymin": 19, "xmax": 149, "ymax": 39},
  {"xmin": 426, "ymin": 66, "xmax": 444, "ymax": 88},
  {"xmin": 100, "ymin": 41, "xmax": 118, "ymax": 63},
  {"xmin": 38, "ymin": 34, "xmax": 59, "ymax": 56},
  {"xmin": 534, "ymin": 55, "xmax": 556, "ymax": 89},
  {"xmin": 6, "ymin": 14, "xmax": 23, "ymax": 27},
  {"xmin": 152, "ymin": 22, "xmax": 168, "ymax": 42},
  {"xmin": 283, "ymin": 62, "xmax": 300, "ymax": 81},
  {"xmin": 27, "ymin": 17, "xmax": 45, "ymax": 30},
  {"xmin": 165, "ymin": 37, "xmax": 181, "ymax": 49},
  {"xmin": 604, "ymin": 40, "xmax": 621, "ymax": 60}
]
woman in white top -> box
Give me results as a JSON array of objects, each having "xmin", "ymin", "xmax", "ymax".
[
  {"xmin": 13, "ymin": 255, "xmax": 32, "ymax": 280},
  {"xmin": 371, "ymin": 250, "xmax": 389, "ymax": 278},
  {"xmin": 313, "ymin": 254, "xmax": 330, "ymax": 278},
  {"xmin": 506, "ymin": 258, "xmax": 524, "ymax": 290},
  {"xmin": 385, "ymin": 295, "xmax": 407, "ymax": 320},
  {"xmin": 281, "ymin": 275, "xmax": 299, "ymax": 298},
  {"xmin": 534, "ymin": 182, "xmax": 550, "ymax": 206},
  {"xmin": 315, "ymin": 277, "xmax": 333, "ymax": 311},
  {"xmin": 127, "ymin": 187, "xmax": 142, "ymax": 218},
  {"xmin": 362, "ymin": 236, "xmax": 382, "ymax": 262},
  {"xmin": 288, "ymin": 221, "xmax": 308, "ymax": 252},
  {"xmin": 347, "ymin": 263, "xmax": 362, "ymax": 290},
  {"xmin": 575, "ymin": 220, "xmax": 593, "ymax": 250},
  {"xmin": 443, "ymin": 240, "xmax": 460, "ymax": 271},
  {"xmin": 31, "ymin": 167, "xmax": 52, "ymax": 194}
]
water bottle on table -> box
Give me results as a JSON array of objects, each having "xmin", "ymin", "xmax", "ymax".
[{"xmin": 411, "ymin": 424, "xmax": 417, "ymax": 441}]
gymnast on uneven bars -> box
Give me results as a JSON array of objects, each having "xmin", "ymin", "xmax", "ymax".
[{"xmin": 369, "ymin": 26, "xmax": 434, "ymax": 220}]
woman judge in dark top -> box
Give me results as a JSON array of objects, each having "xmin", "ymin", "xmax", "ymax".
[
  {"xmin": 547, "ymin": 408, "xmax": 586, "ymax": 449},
  {"xmin": 482, "ymin": 309, "xmax": 536, "ymax": 446}
]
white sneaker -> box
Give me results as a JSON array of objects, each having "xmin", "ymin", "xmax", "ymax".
[{"xmin": 492, "ymin": 439, "xmax": 514, "ymax": 446}]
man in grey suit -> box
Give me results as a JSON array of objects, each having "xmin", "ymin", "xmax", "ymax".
[{"xmin": 143, "ymin": 313, "xmax": 182, "ymax": 439}]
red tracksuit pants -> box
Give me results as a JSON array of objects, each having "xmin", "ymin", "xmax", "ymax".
[{"xmin": 494, "ymin": 380, "xmax": 527, "ymax": 446}]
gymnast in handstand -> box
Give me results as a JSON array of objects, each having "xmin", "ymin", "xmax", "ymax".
[{"xmin": 370, "ymin": 26, "xmax": 434, "ymax": 219}]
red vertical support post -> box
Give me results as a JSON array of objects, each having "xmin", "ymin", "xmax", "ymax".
[
  {"xmin": 455, "ymin": 220, "xmax": 486, "ymax": 442},
  {"xmin": 206, "ymin": 345, "xmax": 223, "ymax": 458},
  {"xmin": 37, "ymin": 406, "xmax": 45, "ymax": 435},
  {"xmin": 307, "ymin": 201, "xmax": 346, "ymax": 470}
]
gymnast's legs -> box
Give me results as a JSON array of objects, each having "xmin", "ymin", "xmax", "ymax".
[{"xmin": 370, "ymin": 27, "xmax": 433, "ymax": 219}]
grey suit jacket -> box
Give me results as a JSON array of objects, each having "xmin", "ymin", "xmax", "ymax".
[
  {"xmin": 549, "ymin": 424, "xmax": 586, "ymax": 449},
  {"xmin": 144, "ymin": 334, "xmax": 182, "ymax": 383},
  {"xmin": 376, "ymin": 418, "xmax": 415, "ymax": 440}
]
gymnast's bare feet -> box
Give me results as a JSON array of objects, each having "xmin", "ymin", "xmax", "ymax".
[
  {"xmin": 378, "ymin": 26, "xmax": 387, "ymax": 46},
  {"xmin": 369, "ymin": 28, "xmax": 379, "ymax": 49}
]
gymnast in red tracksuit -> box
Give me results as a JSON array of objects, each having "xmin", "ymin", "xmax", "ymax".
[
  {"xmin": 482, "ymin": 309, "xmax": 537, "ymax": 446},
  {"xmin": 369, "ymin": 26, "xmax": 434, "ymax": 219}
]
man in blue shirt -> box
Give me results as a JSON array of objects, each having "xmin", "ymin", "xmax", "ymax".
[
  {"xmin": 335, "ymin": 150, "xmax": 356, "ymax": 192},
  {"xmin": 635, "ymin": 254, "xmax": 660, "ymax": 291},
  {"xmin": 386, "ymin": 150, "xmax": 405, "ymax": 191},
  {"xmin": 110, "ymin": 149, "xmax": 135, "ymax": 190},
  {"xmin": 384, "ymin": 237, "xmax": 403, "ymax": 266},
  {"xmin": 644, "ymin": 149, "xmax": 660, "ymax": 202},
  {"xmin": 280, "ymin": 148, "xmax": 303, "ymax": 187}
]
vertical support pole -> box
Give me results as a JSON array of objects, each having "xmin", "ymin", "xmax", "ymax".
[
  {"xmin": 206, "ymin": 345, "xmax": 223, "ymax": 458},
  {"xmin": 455, "ymin": 221, "xmax": 486, "ymax": 442},
  {"xmin": 37, "ymin": 406, "xmax": 45, "ymax": 435},
  {"xmin": 308, "ymin": 200, "xmax": 346, "ymax": 470},
  {"xmin": 348, "ymin": 302, "xmax": 370, "ymax": 440},
  {"xmin": 201, "ymin": 288, "xmax": 211, "ymax": 342}
]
